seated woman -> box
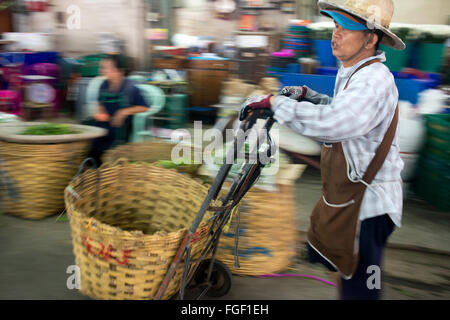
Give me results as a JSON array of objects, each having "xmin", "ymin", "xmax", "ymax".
[{"xmin": 88, "ymin": 54, "xmax": 149, "ymax": 164}]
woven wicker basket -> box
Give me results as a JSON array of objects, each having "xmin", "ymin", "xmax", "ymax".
[
  {"xmin": 217, "ymin": 184, "xmax": 299, "ymax": 276},
  {"xmin": 65, "ymin": 160, "xmax": 215, "ymax": 300},
  {"xmin": 0, "ymin": 122, "xmax": 106, "ymax": 219},
  {"xmin": 102, "ymin": 140, "xmax": 202, "ymax": 176}
]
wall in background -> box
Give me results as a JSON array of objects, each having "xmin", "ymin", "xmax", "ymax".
[
  {"xmin": 174, "ymin": 0, "xmax": 296, "ymax": 42},
  {"xmin": 317, "ymin": 0, "xmax": 450, "ymax": 25},
  {"xmin": 392, "ymin": 0, "xmax": 450, "ymax": 25},
  {"xmin": 10, "ymin": 0, "xmax": 450, "ymax": 67},
  {"xmin": 19, "ymin": 0, "xmax": 147, "ymax": 67}
]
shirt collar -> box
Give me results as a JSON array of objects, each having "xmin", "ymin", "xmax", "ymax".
[{"xmin": 338, "ymin": 50, "xmax": 386, "ymax": 78}]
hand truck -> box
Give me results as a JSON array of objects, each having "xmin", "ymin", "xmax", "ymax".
[{"xmin": 154, "ymin": 110, "xmax": 277, "ymax": 300}]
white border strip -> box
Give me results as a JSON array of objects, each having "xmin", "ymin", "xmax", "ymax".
[
  {"xmin": 322, "ymin": 196, "xmax": 355, "ymax": 208},
  {"xmin": 307, "ymin": 240, "xmax": 353, "ymax": 280}
]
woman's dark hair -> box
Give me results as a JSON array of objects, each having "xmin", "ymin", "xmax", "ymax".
[{"xmin": 102, "ymin": 54, "xmax": 129, "ymax": 76}]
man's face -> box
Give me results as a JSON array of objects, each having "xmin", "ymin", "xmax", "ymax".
[
  {"xmin": 100, "ymin": 59, "xmax": 122, "ymax": 82},
  {"xmin": 331, "ymin": 21, "xmax": 368, "ymax": 62}
]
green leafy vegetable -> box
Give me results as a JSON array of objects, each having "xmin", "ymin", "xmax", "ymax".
[
  {"xmin": 20, "ymin": 124, "xmax": 79, "ymax": 135},
  {"xmin": 157, "ymin": 160, "xmax": 178, "ymax": 169}
]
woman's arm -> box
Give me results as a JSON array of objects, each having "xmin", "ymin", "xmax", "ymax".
[
  {"xmin": 94, "ymin": 103, "xmax": 110, "ymax": 122},
  {"xmin": 110, "ymin": 83, "xmax": 150, "ymax": 127},
  {"xmin": 110, "ymin": 105, "xmax": 149, "ymax": 127}
]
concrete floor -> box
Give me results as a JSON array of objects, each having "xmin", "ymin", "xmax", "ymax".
[{"xmin": 0, "ymin": 165, "xmax": 449, "ymax": 300}]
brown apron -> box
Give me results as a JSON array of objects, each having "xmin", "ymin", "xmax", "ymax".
[{"xmin": 307, "ymin": 59, "xmax": 399, "ymax": 278}]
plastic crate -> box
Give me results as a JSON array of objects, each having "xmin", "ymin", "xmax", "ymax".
[
  {"xmin": 423, "ymin": 114, "xmax": 450, "ymax": 160},
  {"xmin": 419, "ymin": 152, "xmax": 449, "ymax": 172},
  {"xmin": 165, "ymin": 94, "xmax": 187, "ymax": 129},
  {"xmin": 414, "ymin": 166, "xmax": 450, "ymax": 211},
  {"xmin": 417, "ymin": 43, "xmax": 445, "ymax": 73},
  {"xmin": 425, "ymin": 141, "xmax": 450, "ymax": 161},
  {"xmin": 154, "ymin": 94, "xmax": 188, "ymax": 130},
  {"xmin": 79, "ymin": 54, "xmax": 105, "ymax": 78},
  {"xmin": 425, "ymin": 114, "xmax": 450, "ymax": 140},
  {"xmin": 276, "ymin": 70, "xmax": 440, "ymax": 105},
  {"xmin": 280, "ymin": 73, "xmax": 336, "ymax": 97},
  {"xmin": 0, "ymin": 52, "xmax": 60, "ymax": 67},
  {"xmin": 413, "ymin": 153, "xmax": 450, "ymax": 211},
  {"xmin": 25, "ymin": 52, "xmax": 60, "ymax": 65},
  {"xmin": 380, "ymin": 43, "xmax": 411, "ymax": 72},
  {"xmin": 316, "ymin": 67, "xmax": 338, "ymax": 76}
]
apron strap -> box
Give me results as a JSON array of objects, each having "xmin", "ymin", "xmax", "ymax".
[
  {"xmin": 363, "ymin": 104, "xmax": 399, "ymax": 184},
  {"xmin": 342, "ymin": 57, "xmax": 399, "ymax": 185},
  {"xmin": 343, "ymin": 58, "xmax": 381, "ymax": 90}
]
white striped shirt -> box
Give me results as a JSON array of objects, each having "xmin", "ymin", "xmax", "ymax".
[{"xmin": 272, "ymin": 51, "xmax": 403, "ymax": 227}]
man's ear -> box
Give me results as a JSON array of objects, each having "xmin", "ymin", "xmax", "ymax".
[{"xmin": 365, "ymin": 32, "xmax": 379, "ymax": 50}]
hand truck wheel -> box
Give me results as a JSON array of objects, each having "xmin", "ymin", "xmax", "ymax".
[{"xmin": 194, "ymin": 259, "xmax": 232, "ymax": 298}]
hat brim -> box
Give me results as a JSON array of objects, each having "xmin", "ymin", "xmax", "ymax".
[
  {"xmin": 321, "ymin": 10, "xmax": 368, "ymax": 31},
  {"xmin": 318, "ymin": 0, "xmax": 406, "ymax": 50}
]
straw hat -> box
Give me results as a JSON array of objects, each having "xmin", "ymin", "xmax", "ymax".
[{"xmin": 318, "ymin": 0, "xmax": 406, "ymax": 50}]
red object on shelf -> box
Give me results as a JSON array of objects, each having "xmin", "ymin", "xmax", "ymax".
[
  {"xmin": 40, "ymin": 0, "xmax": 49, "ymax": 12},
  {"xmin": 398, "ymin": 68, "xmax": 429, "ymax": 80},
  {"xmin": 239, "ymin": 14, "xmax": 257, "ymax": 31},
  {"xmin": 37, "ymin": 0, "xmax": 44, "ymax": 12},
  {"xmin": 0, "ymin": 90, "xmax": 21, "ymax": 115},
  {"xmin": 32, "ymin": 0, "xmax": 39, "ymax": 11},
  {"xmin": 25, "ymin": 0, "xmax": 48, "ymax": 12},
  {"xmin": 154, "ymin": 46, "xmax": 187, "ymax": 57},
  {"xmin": 25, "ymin": 0, "xmax": 33, "ymax": 11}
]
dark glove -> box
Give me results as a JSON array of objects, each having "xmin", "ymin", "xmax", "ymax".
[
  {"xmin": 279, "ymin": 86, "xmax": 307, "ymax": 101},
  {"xmin": 239, "ymin": 94, "xmax": 273, "ymax": 121},
  {"xmin": 280, "ymin": 85, "xmax": 332, "ymax": 105}
]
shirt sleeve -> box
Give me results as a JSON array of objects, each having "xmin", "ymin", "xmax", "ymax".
[
  {"xmin": 97, "ymin": 80, "xmax": 108, "ymax": 103},
  {"xmin": 130, "ymin": 85, "xmax": 149, "ymax": 108},
  {"xmin": 305, "ymin": 87, "xmax": 333, "ymax": 105},
  {"xmin": 271, "ymin": 69, "xmax": 396, "ymax": 143}
]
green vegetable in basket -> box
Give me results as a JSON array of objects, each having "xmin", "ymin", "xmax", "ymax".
[
  {"xmin": 157, "ymin": 160, "xmax": 178, "ymax": 169},
  {"xmin": 21, "ymin": 124, "xmax": 79, "ymax": 135},
  {"xmin": 154, "ymin": 158, "xmax": 201, "ymax": 175}
]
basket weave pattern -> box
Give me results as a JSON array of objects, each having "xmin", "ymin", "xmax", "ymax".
[
  {"xmin": 103, "ymin": 141, "xmax": 202, "ymax": 175},
  {"xmin": 217, "ymin": 185, "xmax": 299, "ymax": 276},
  {"xmin": 103, "ymin": 141, "xmax": 178, "ymax": 163},
  {"xmin": 65, "ymin": 161, "xmax": 214, "ymax": 300},
  {"xmin": 0, "ymin": 141, "xmax": 90, "ymax": 219}
]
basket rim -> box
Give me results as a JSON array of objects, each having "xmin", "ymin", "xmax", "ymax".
[
  {"xmin": 0, "ymin": 122, "xmax": 107, "ymax": 144},
  {"xmin": 64, "ymin": 162, "xmax": 214, "ymax": 241}
]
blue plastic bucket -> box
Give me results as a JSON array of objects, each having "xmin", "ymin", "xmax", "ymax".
[
  {"xmin": 313, "ymin": 40, "xmax": 336, "ymax": 67},
  {"xmin": 287, "ymin": 63, "xmax": 301, "ymax": 73}
]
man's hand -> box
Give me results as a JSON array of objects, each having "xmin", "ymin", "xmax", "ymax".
[
  {"xmin": 279, "ymin": 86, "xmax": 307, "ymax": 101},
  {"xmin": 110, "ymin": 109, "xmax": 129, "ymax": 128},
  {"xmin": 239, "ymin": 94, "xmax": 273, "ymax": 121}
]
